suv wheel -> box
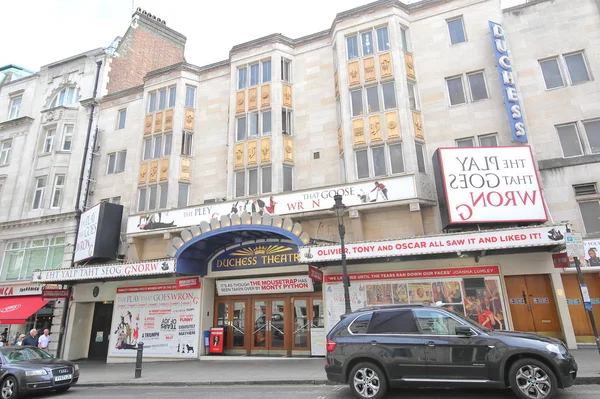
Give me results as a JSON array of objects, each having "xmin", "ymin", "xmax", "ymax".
[
  {"xmin": 348, "ymin": 362, "xmax": 387, "ymax": 399},
  {"xmin": 509, "ymin": 358, "xmax": 558, "ymax": 399}
]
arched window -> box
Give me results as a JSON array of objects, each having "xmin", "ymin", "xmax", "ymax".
[{"xmin": 49, "ymin": 86, "xmax": 80, "ymax": 108}]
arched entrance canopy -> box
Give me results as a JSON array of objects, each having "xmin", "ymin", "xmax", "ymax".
[{"xmin": 165, "ymin": 212, "xmax": 311, "ymax": 275}]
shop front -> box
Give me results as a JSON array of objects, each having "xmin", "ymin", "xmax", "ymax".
[{"xmin": 0, "ymin": 283, "xmax": 52, "ymax": 344}]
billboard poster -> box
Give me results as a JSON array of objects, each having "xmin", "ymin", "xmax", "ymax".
[
  {"xmin": 108, "ymin": 279, "xmax": 201, "ymax": 358},
  {"xmin": 584, "ymin": 239, "xmax": 600, "ymax": 266},
  {"xmin": 74, "ymin": 203, "xmax": 100, "ymax": 262}
]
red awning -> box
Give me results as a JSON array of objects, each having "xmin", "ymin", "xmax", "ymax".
[{"xmin": 0, "ymin": 296, "xmax": 48, "ymax": 324}]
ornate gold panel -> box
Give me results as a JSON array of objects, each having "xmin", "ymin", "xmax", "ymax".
[
  {"xmin": 154, "ymin": 111, "xmax": 163, "ymax": 133},
  {"xmin": 247, "ymin": 140, "xmax": 257, "ymax": 165},
  {"xmin": 338, "ymin": 127, "xmax": 343, "ymax": 154},
  {"xmin": 234, "ymin": 143, "xmax": 245, "ymax": 168},
  {"xmin": 405, "ymin": 52, "xmax": 416, "ymax": 79},
  {"xmin": 138, "ymin": 162, "xmax": 148, "ymax": 185},
  {"xmin": 144, "ymin": 115, "xmax": 153, "ymax": 135},
  {"xmin": 165, "ymin": 109, "xmax": 174, "ymax": 131},
  {"xmin": 385, "ymin": 111, "xmax": 400, "ymax": 140},
  {"xmin": 352, "ymin": 118, "xmax": 365, "ymax": 145},
  {"xmin": 149, "ymin": 160, "xmax": 159, "ymax": 183},
  {"xmin": 260, "ymin": 84, "xmax": 270, "ymax": 108},
  {"xmin": 283, "ymin": 84, "xmax": 292, "ymax": 108},
  {"xmin": 379, "ymin": 53, "xmax": 393, "ymax": 79},
  {"xmin": 248, "ymin": 88, "xmax": 258, "ymax": 110},
  {"xmin": 180, "ymin": 157, "xmax": 191, "ymax": 181},
  {"xmin": 412, "ymin": 110, "xmax": 424, "ymax": 140},
  {"xmin": 283, "ymin": 137, "xmax": 294, "ymax": 163},
  {"xmin": 348, "ymin": 61, "xmax": 360, "ymax": 86},
  {"xmin": 369, "ymin": 115, "xmax": 382, "ymax": 143},
  {"xmin": 184, "ymin": 109, "xmax": 194, "ymax": 131},
  {"xmin": 260, "ymin": 137, "xmax": 271, "ymax": 163},
  {"xmin": 236, "ymin": 90, "xmax": 245, "ymax": 114},
  {"xmin": 160, "ymin": 158, "xmax": 169, "ymax": 181},
  {"xmin": 334, "ymin": 71, "xmax": 339, "ymax": 97},
  {"xmin": 363, "ymin": 57, "xmax": 376, "ymax": 82}
]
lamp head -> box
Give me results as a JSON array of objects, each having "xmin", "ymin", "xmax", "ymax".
[{"xmin": 332, "ymin": 194, "xmax": 347, "ymax": 217}]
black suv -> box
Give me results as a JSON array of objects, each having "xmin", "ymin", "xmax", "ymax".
[{"xmin": 325, "ymin": 305, "xmax": 577, "ymax": 399}]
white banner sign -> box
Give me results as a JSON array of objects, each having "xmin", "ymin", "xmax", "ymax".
[
  {"xmin": 74, "ymin": 203, "xmax": 101, "ymax": 262},
  {"xmin": 300, "ymin": 225, "xmax": 566, "ymax": 263},
  {"xmin": 216, "ymin": 275, "xmax": 314, "ymax": 296},
  {"xmin": 0, "ymin": 284, "xmax": 43, "ymax": 297},
  {"xmin": 32, "ymin": 260, "xmax": 175, "ymax": 282},
  {"xmin": 127, "ymin": 175, "xmax": 416, "ymax": 234},
  {"xmin": 108, "ymin": 280, "xmax": 201, "ymax": 359},
  {"xmin": 437, "ymin": 146, "xmax": 547, "ymax": 224}
]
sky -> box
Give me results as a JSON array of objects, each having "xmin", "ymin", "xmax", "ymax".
[{"xmin": 2, "ymin": 0, "xmax": 524, "ymax": 72}]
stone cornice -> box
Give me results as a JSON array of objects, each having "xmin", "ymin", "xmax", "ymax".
[
  {"xmin": 0, "ymin": 116, "xmax": 34, "ymax": 131},
  {"xmin": 0, "ymin": 211, "xmax": 78, "ymax": 231}
]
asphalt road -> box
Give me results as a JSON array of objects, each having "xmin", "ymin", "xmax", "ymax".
[{"xmin": 27, "ymin": 385, "xmax": 598, "ymax": 399}]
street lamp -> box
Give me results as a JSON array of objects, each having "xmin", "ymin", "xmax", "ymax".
[{"xmin": 332, "ymin": 194, "xmax": 352, "ymax": 315}]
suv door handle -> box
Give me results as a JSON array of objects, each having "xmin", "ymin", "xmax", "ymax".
[
  {"xmin": 426, "ymin": 341, "xmax": 436, "ymax": 347},
  {"xmin": 370, "ymin": 340, "xmax": 378, "ymax": 346}
]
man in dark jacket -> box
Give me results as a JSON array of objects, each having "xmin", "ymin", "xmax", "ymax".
[{"xmin": 21, "ymin": 329, "xmax": 39, "ymax": 347}]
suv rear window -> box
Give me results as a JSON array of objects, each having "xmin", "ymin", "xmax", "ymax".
[
  {"xmin": 367, "ymin": 309, "xmax": 419, "ymax": 334},
  {"xmin": 349, "ymin": 313, "xmax": 372, "ymax": 334}
]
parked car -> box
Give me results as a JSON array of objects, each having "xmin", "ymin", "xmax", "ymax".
[
  {"xmin": 325, "ymin": 304, "xmax": 577, "ymax": 399},
  {"xmin": 0, "ymin": 346, "xmax": 79, "ymax": 398}
]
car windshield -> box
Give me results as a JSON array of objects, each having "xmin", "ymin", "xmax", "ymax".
[
  {"xmin": 443, "ymin": 308, "xmax": 491, "ymax": 332},
  {"xmin": 1, "ymin": 347, "xmax": 53, "ymax": 363}
]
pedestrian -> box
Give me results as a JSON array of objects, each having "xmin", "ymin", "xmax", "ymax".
[
  {"xmin": 15, "ymin": 334, "xmax": 26, "ymax": 346},
  {"xmin": 38, "ymin": 329, "xmax": 51, "ymax": 350},
  {"xmin": 22, "ymin": 329, "xmax": 39, "ymax": 347},
  {"xmin": 1, "ymin": 328, "xmax": 8, "ymax": 341}
]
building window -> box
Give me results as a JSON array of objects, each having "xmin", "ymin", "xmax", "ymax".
[
  {"xmin": 456, "ymin": 134, "xmax": 498, "ymax": 147},
  {"xmin": 262, "ymin": 111, "xmax": 272, "ymax": 136},
  {"xmin": 248, "ymin": 169, "xmax": 258, "ymax": 196},
  {"xmin": 0, "ymin": 139, "xmax": 11, "ymax": 165},
  {"xmin": 407, "ymin": 81, "xmax": 419, "ymax": 110},
  {"xmin": 143, "ymin": 137, "xmax": 152, "ymax": 161},
  {"xmin": 50, "ymin": 174, "xmax": 65, "ymax": 208},
  {"xmin": 236, "ymin": 116, "xmax": 246, "ymax": 141},
  {"xmin": 382, "ymin": 82, "xmax": 397, "ymax": 109},
  {"xmin": 248, "ymin": 112, "xmax": 259, "ymax": 138},
  {"xmin": 366, "ymin": 86, "xmax": 380, "ymax": 113},
  {"xmin": 238, "ymin": 67, "xmax": 247, "ymax": 90},
  {"xmin": 250, "ymin": 64, "xmax": 259, "ymax": 86},
  {"xmin": 42, "ymin": 128, "xmax": 55, "ymax": 154},
  {"xmin": 283, "ymin": 165, "xmax": 293, "ymax": 192},
  {"xmin": 153, "ymin": 135, "xmax": 163, "ymax": 159},
  {"xmin": 262, "ymin": 167, "xmax": 272, "ymax": 193},
  {"xmin": 415, "ymin": 143, "xmax": 426, "ymax": 173},
  {"xmin": 262, "ymin": 60, "xmax": 271, "ymax": 83},
  {"xmin": 456, "ymin": 137, "xmax": 475, "ymax": 147},
  {"xmin": 0, "ymin": 237, "xmax": 66, "ymax": 281},
  {"xmin": 540, "ymin": 58, "xmax": 564, "ymax": 89},
  {"xmin": 101, "ymin": 196, "xmax": 121, "ymax": 204},
  {"xmin": 447, "ymin": 17, "xmax": 466, "ymax": 45},
  {"xmin": 107, "ymin": 150, "xmax": 127, "ymax": 174},
  {"xmin": 578, "ymin": 201, "xmax": 600, "ymax": 234},
  {"xmin": 446, "ymin": 76, "xmax": 466, "ymax": 105},
  {"xmin": 282, "ymin": 108, "xmax": 293, "ymax": 136},
  {"xmin": 8, "ymin": 96, "xmax": 21, "ymax": 120},
  {"xmin": 185, "ymin": 86, "xmax": 196, "ymax": 108},
  {"xmin": 117, "ymin": 109, "xmax": 127, "ymax": 129},
  {"xmin": 372, "ymin": 147, "xmax": 386, "ymax": 177},
  {"xmin": 361, "ymin": 31, "xmax": 374, "ymax": 56},
  {"xmin": 148, "ymin": 92, "xmax": 157, "ymax": 113},
  {"xmin": 376, "ymin": 26, "xmax": 390, "ymax": 52},
  {"xmin": 583, "ymin": 120, "xmax": 600, "ymax": 154},
  {"xmin": 49, "ymin": 87, "xmax": 79, "ymax": 108},
  {"xmin": 355, "ymin": 144, "xmax": 404, "ymax": 179},
  {"xmin": 467, "ymin": 71, "xmax": 489, "ymax": 101},
  {"xmin": 235, "ymin": 171, "xmax": 245, "ymax": 197},
  {"xmin": 356, "ymin": 149, "xmax": 369, "ymax": 179},
  {"xmin": 169, "ymin": 86, "xmax": 177, "ymax": 108},
  {"xmin": 32, "ymin": 176, "xmax": 47, "ymax": 209},
  {"xmin": 400, "ymin": 26, "xmax": 412, "ymax": 53},
  {"xmin": 61, "ymin": 124, "xmax": 73, "ymax": 151},
  {"xmin": 158, "ymin": 88, "xmax": 167, "ymax": 111},
  {"xmin": 178, "ymin": 182, "xmax": 189, "ymax": 208},
  {"xmin": 159, "ymin": 183, "xmax": 168, "ymax": 209},
  {"xmin": 389, "ymin": 143, "xmax": 404, "ymax": 174},
  {"xmin": 181, "ymin": 131, "xmax": 194, "ymax": 156},
  {"xmin": 281, "ymin": 58, "xmax": 292, "ymax": 83},
  {"xmin": 137, "ymin": 187, "xmax": 147, "ymax": 212},
  {"xmin": 351, "ymin": 89, "xmax": 363, "ymax": 117},
  {"xmin": 556, "ymin": 123, "xmax": 583, "ymax": 157},
  {"xmin": 564, "ymin": 52, "xmax": 590, "ymax": 84},
  {"xmin": 346, "ymin": 35, "xmax": 359, "ymax": 60},
  {"xmin": 164, "ymin": 133, "xmax": 173, "ymax": 156},
  {"xmin": 148, "ymin": 186, "xmax": 158, "ymax": 210}
]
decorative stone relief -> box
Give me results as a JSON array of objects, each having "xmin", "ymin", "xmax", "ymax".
[
  {"xmin": 283, "ymin": 84, "xmax": 292, "ymax": 108},
  {"xmin": 412, "ymin": 110, "xmax": 424, "ymax": 139},
  {"xmin": 419, "ymin": 175, "xmax": 437, "ymax": 201},
  {"xmin": 248, "ymin": 140, "xmax": 257, "ymax": 165},
  {"xmin": 165, "ymin": 109, "xmax": 174, "ymax": 131},
  {"xmin": 160, "ymin": 158, "xmax": 169, "ymax": 181},
  {"xmin": 248, "ymin": 88, "xmax": 258, "ymax": 110},
  {"xmin": 260, "ymin": 84, "xmax": 270, "ymax": 108},
  {"xmin": 369, "ymin": 115, "xmax": 382, "ymax": 143},
  {"xmin": 284, "ymin": 137, "xmax": 294, "ymax": 163},
  {"xmin": 41, "ymin": 110, "xmax": 63, "ymax": 124},
  {"xmin": 334, "ymin": 71, "xmax": 339, "ymax": 97},
  {"xmin": 260, "ymin": 137, "xmax": 271, "ymax": 163},
  {"xmin": 180, "ymin": 157, "xmax": 191, "ymax": 181},
  {"xmin": 338, "ymin": 127, "xmax": 343, "ymax": 154},
  {"xmin": 363, "ymin": 57, "xmax": 376, "ymax": 82},
  {"xmin": 234, "ymin": 143, "xmax": 245, "ymax": 167},
  {"xmin": 379, "ymin": 53, "xmax": 393, "ymax": 78},
  {"xmin": 405, "ymin": 52, "xmax": 416, "ymax": 79},
  {"xmin": 236, "ymin": 91, "xmax": 245, "ymax": 114},
  {"xmin": 184, "ymin": 109, "xmax": 194, "ymax": 131},
  {"xmin": 154, "ymin": 111, "xmax": 163, "ymax": 133},
  {"xmin": 352, "ymin": 118, "xmax": 365, "ymax": 145},
  {"xmin": 385, "ymin": 111, "xmax": 400, "ymax": 139},
  {"xmin": 144, "ymin": 115, "xmax": 153, "ymax": 135},
  {"xmin": 138, "ymin": 162, "xmax": 148, "ymax": 185},
  {"xmin": 149, "ymin": 160, "xmax": 159, "ymax": 183},
  {"xmin": 348, "ymin": 61, "xmax": 360, "ymax": 86}
]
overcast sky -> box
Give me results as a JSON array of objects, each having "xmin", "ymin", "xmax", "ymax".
[{"xmin": 2, "ymin": 0, "xmax": 524, "ymax": 72}]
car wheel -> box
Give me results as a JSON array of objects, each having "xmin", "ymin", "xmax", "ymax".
[
  {"xmin": 1, "ymin": 376, "xmax": 18, "ymax": 399},
  {"xmin": 348, "ymin": 362, "xmax": 388, "ymax": 399},
  {"xmin": 509, "ymin": 358, "xmax": 558, "ymax": 399}
]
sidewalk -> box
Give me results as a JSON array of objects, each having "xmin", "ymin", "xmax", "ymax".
[{"xmin": 76, "ymin": 349, "xmax": 600, "ymax": 387}]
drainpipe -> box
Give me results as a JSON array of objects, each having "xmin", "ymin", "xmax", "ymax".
[{"xmin": 56, "ymin": 60, "xmax": 103, "ymax": 359}]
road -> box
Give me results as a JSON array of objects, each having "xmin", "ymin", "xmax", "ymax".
[{"xmin": 29, "ymin": 385, "xmax": 598, "ymax": 399}]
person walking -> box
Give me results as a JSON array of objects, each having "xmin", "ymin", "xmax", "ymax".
[
  {"xmin": 38, "ymin": 329, "xmax": 51, "ymax": 350},
  {"xmin": 22, "ymin": 329, "xmax": 39, "ymax": 347},
  {"xmin": 15, "ymin": 334, "xmax": 26, "ymax": 346}
]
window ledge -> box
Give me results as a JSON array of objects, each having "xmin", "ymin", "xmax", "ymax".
[
  {"xmin": 538, "ymin": 154, "xmax": 600, "ymax": 170},
  {"xmin": 0, "ymin": 116, "xmax": 34, "ymax": 131}
]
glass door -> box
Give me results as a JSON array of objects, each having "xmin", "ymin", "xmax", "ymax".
[
  {"xmin": 292, "ymin": 299, "xmax": 309, "ymax": 352},
  {"xmin": 251, "ymin": 298, "xmax": 287, "ymax": 355},
  {"xmin": 215, "ymin": 299, "xmax": 248, "ymax": 354}
]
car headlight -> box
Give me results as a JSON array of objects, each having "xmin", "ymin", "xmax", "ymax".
[
  {"xmin": 74, "ymin": 364, "xmax": 79, "ymax": 371},
  {"xmin": 546, "ymin": 343, "xmax": 568, "ymax": 355},
  {"xmin": 25, "ymin": 370, "xmax": 48, "ymax": 377}
]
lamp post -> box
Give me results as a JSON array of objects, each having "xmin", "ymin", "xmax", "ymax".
[{"xmin": 332, "ymin": 194, "xmax": 352, "ymax": 316}]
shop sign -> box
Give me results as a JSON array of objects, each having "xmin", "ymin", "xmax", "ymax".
[
  {"xmin": 127, "ymin": 175, "xmax": 416, "ymax": 234},
  {"xmin": 176, "ymin": 277, "xmax": 201, "ymax": 290},
  {"xmin": 308, "ymin": 266, "xmax": 323, "ymax": 282},
  {"xmin": 210, "ymin": 242, "xmax": 299, "ymax": 272},
  {"xmin": 552, "ymin": 253, "xmax": 570, "ymax": 268},
  {"xmin": 489, "ymin": 21, "xmax": 527, "ymax": 143},
  {"xmin": 325, "ymin": 266, "xmax": 499, "ymax": 283},
  {"xmin": 301, "ymin": 226, "xmax": 564, "ymax": 263},
  {"xmin": 42, "ymin": 288, "xmax": 71, "ymax": 301},
  {"xmin": 216, "ymin": 275, "xmax": 314, "ymax": 296},
  {"xmin": 433, "ymin": 146, "xmax": 546, "ymax": 225},
  {"xmin": 33, "ymin": 259, "xmax": 175, "ymax": 282},
  {"xmin": 74, "ymin": 202, "xmax": 123, "ymax": 263},
  {"xmin": 0, "ymin": 284, "xmax": 43, "ymax": 297},
  {"xmin": 109, "ymin": 280, "xmax": 201, "ymax": 359}
]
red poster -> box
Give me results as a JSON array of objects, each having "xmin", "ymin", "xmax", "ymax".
[
  {"xmin": 552, "ymin": 253, "xmax": 569, "ymax": 268},
  {"xmin": 308, "ymin": 266, "xmax": 323, "ymax": 282},
  {"xmin": 209, "ymin": 327, "xmax": 224, "ymax": 354},
  {"xmin": 176, "ymin": 277, "xmax": 201, "ymax": 289}
]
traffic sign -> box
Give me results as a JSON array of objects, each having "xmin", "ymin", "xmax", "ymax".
[{"xmin": 565, "ymin": 232, "xmax": 585, "ymax": 258}]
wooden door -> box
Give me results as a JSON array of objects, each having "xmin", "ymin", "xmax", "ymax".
[
  {"xmin": 505, "ymin": 275, "xmax": 561, "ymax": 334},
  {"xmin": 562, "ymin": 274, "xmax": 600, "ymax": 342},
  {"xmin": 585, "ymin": 273, "xmax": 600, "ymax": 332},
  {"xmin": 505, "ymin": 276, "xmax": 535, "ymax": 332}
]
